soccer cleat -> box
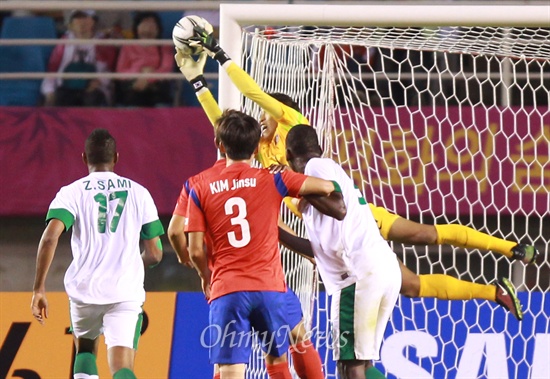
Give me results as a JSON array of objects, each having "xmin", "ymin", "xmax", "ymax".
[
  {"xmin": 511, "ymin": 244, "xmax": 540, "ymax": 265},
  {"xmin": 495, "ymin": 277, "xmax": 523, "ymax": 321}
]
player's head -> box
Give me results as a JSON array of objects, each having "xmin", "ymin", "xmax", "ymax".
[
  {"xmin": 83, "ymin": 128, "xmax": 118, "ymax": 170},
  {"xmin": 286, "ymin": 124, "xmax": 322, "ymax": 173},
  {"xmin": 260, "ymin": 93, "xmax": 301, "ymax": 143},
  {"xmin": 216, "ymin": 109, "xmax": 261, "ymax": 160}
]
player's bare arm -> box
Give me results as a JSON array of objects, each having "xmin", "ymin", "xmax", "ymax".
[
  {"xmin": 278, "ymin": 227, "xmax": 315, "ymax": 261},
  {"xmin": 141, "ymin": 236, "xmax": 163, "ymax": 268},
  {"xmin": 303, "ymin": 192, "xmax": 346, "ymax": 221},
  {"xmin": 31, "ymin": 218, "xmax": 65, "ymax": 324},
  {"xmin": 167, "ymin": 214, "xmax": 192, "ymax": 267},
  {"xmin": 299, "ymin": 177, "xmax": 346, "ymax": 220},
  {"xmin": 188, "ymin": 231, "xmax": 211, "ymax": 299}
]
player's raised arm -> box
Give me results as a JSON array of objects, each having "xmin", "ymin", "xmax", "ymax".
[
  {"xmin": 174, "ymin": 49, "xmax": 222, "ymax": 128},
  {"xmin": 280, "ymin": 171, "xmax": 347, "ymax": 221},
  {"xmin": 190, "ymin": 26, "xmax": 289, "ymax": 121}
]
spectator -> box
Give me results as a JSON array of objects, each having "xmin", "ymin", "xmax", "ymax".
[
  {"xmin": 95, "ymin": 10, "xmax": 133, "ymax": 39},
  {"xmin": 115, "ymin": 12, "xmax": 174, "ymax": 107},
  {"xmin": 40, "ymin": 10, "xmax": 116, "ymax": 107}
]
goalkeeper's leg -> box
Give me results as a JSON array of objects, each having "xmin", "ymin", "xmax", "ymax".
[
  {"xmin": 399, "ymin": 261, "xmax": 523, "ymax": 320},
  {"xmin": 385, "ymin": 213, "xmax": 538, "ymax": 264},
  {"xmin": 399, "ymin": 260, "xmax": 494, "ymax": 301}
]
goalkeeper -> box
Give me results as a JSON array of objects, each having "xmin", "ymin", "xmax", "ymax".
[
  {"xmin": 175, "ymin": 32, "xmax": 537, "ymax": 312},
  {"xmin": 178, "ymin": 27, "xmax": 539, "ymax": 264}
]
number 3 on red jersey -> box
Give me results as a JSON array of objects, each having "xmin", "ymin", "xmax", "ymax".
[{"xmin": 225, "ymin": 197, "xmax": 251, "ymax": 248}]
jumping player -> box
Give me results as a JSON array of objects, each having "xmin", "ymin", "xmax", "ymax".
[
  {"xmin": 285, "ymin": 124, "xmax": 527, "ymax": 378},
  {"xmin": 185, "ymin": 110, "xmax": 343, "ymax": 379}
]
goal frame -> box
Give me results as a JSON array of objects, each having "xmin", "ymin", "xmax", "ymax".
[{"xmin": 218, "ymin": 2, "xmax": 550, "ymax": 110}]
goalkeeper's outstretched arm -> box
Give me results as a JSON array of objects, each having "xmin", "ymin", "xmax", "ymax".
[
  {"xmin": 174, "ymin": 49, "xmax": 222, "ymax": 128},
  {"xmin": 190, "ymin": 27, "xmax": 289, "ymax": 121}
]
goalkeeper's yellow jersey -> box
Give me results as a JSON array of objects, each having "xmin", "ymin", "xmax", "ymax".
[
  {"xmin": 225, "ymin": 62, "xmax": 309, "ymax": 167},
  {"xmin": 198, "ymin": 61, "xmax": 308, "ymax": 166}
]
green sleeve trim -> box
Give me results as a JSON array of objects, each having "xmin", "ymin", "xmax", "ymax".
[
  {"xmin": 46, "ymin": 208, "xmax": 74, "ymax": 231},
  {"xmin": 331, "ymin": 180, "xmax": 342, "ymax": 193},
  {"xmin": 141, "ymin": 219, "xmax": 165, "ymax": 240}
]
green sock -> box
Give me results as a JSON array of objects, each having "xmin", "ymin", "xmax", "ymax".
[
  {"xmin": 74, "ymin": 352, "xmax": 98, "ymax": 376},
  {"xmin": 366, "ymin": 366, "xmax": 387, "ymax": 379},
  {"xmin": 113, "ymin": 368, "xmax": 137, "ymax": 379}
]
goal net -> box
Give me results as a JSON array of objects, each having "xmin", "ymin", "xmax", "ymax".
[{"xmin": 220, "ymin": 4, "xmax": 550, "ymax": 378}]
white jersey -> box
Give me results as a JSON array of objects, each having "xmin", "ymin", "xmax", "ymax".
[
  {"xmin": 301, "ymin": 158, "xmax": 396, "ymax": 295},
  {"xmin": 47, "ymin": 171, "xmax": 164, "ymax": 304}
]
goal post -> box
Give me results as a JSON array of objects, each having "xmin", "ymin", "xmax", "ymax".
[{"xmin": 219, "ymin": 3, "xmax": 550, "ymax": 378}]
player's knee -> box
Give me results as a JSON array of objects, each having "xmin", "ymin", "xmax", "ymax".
[
  {"xmin": 290, "ymin": 320, "xmax": 307, "ymax": 344},
  {"xmin": 412, "ymin": 225, "xmax": 438, "ymax": 245},
  {"xmin": 265, "ymin": 352, "xmax": 288, "ymax": 365},
  {"xmin": 400, "ymin": 276, "xmax": 421, "ymax": 297}
]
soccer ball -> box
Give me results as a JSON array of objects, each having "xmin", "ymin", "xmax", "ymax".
[{"xmin": 172, "ymin": 15, "xmax": 213, "ymax": 56}]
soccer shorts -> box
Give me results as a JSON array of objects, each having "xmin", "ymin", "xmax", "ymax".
[
  {"xmin": 330, "ymin": 253, "xmax": 401, "ymax": 361},
  {"xmin": 208, "ymin": 291, "xmax": 289, "ymax": 364},
  {"xmin": 284, "ymin": 288, "xmax": 304, "ymax": 331},
  {"xmin": 69, "ymin": 300, "xmax": 143, "ymax": 350},
  {"xmin": 258, "ymin": 288, "xmax": 304, "ymax": 354}
]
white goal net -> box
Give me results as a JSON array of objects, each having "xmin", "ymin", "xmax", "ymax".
[{"xmin": 220, "ymin": 4, "xmax": 550, "ymax": 379}]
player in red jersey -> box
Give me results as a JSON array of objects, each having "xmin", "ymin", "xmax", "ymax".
[
  {"xmin": 186, "ymin": 110, "xmax": 343, "ymax": 379},
  {"xmin": 169, "ymin": 153, "xmax": 325, "ymax": 379}
]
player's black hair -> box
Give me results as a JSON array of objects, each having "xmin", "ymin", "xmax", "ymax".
[
  {"xmin": 216, "ymin": 110, "xmax": 261, "ymax": 160},
  {"xmin": 286, "ymin": 124, "xmax": 321, "ymax": 156},
  {"xmin": 132, "ymin": 11, "xmax": 163, "ymax": 39},
  {"xmin": 85, "ymin": 128, "xmax": 117, "ymax": 165},
  {"xmin": 268, "ymin": 93, "xmax": 301, "ymax": 113}
]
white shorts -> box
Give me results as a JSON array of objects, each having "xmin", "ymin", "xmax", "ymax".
[
  {"xmin": 330, "ymin": 254, "xmax": 401, "ymax": 361},
  {"xmin": 69, "ymin": 300, "xmax": 143, "ymax": 350}
]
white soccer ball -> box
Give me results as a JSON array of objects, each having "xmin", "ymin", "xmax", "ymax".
[{"xmin": 172, "ymin": 15, "xmax": 213, "ymax": 56}]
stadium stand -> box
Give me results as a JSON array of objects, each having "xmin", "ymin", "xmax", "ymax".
[{"xmin": 0, "ymin": 16, "xmax": 57, "ymax": 106}]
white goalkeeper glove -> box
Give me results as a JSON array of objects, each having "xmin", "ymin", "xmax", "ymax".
[
  {"xmin": 189, "ymin": 25, "xmax": 231, "ymax": 65},
  {"xmin": 174, "ymin": 48, "xmax": 208, "ymax": 92}
]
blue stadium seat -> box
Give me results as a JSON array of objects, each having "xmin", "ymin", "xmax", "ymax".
[
  {"xmin": 1, "ymin": 16, "xmax": 57, "ymax": 64},
  {"xmin": 0, "ymin": 45, "xmax": 46, "ymax": 106},
  {"xmin": 0, "ymin": 16, "xmax": 56, "ymax": 106}
]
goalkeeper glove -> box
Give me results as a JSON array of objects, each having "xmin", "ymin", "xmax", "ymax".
[
  {"xmin": 189, "ymin": 25, "xmax": 231, "ymax": 65},
  {"xmin": 174, "ymin": 48, "xmax": 208, "ymax": 92}
]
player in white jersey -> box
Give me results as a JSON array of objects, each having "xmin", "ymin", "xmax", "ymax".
[
  {"xmin": 285, "ymin": 125, "xmax": 400, "ymax": 379},
  {"xmin": 31, "ymin": 128, "xmax": 164, "ymax": 379}
]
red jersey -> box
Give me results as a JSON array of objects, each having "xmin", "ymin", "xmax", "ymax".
[
  {"xmin": 173, "ymin": 159, "xmax": 227, "ymax": 217},
  {"xmin": 186, "ymin": 162, "xmax": 308, "ymax": 300}
]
